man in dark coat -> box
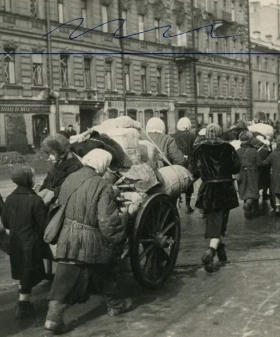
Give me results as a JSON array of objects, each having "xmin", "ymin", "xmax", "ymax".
[
  {"xmin": 191, "ymin": 123, "xmax": 240, "ymax": 273},
  {"xmin": 173, "ymin": 117, "xmax": 196, "ymax": 213},
  {"xmin": 45, "ymin": 151, "xmax": 131, "ymax": 333},
  {"xmin": 1, "ymin": 166, "xmax": 46, "ymax": 318},
  {"xmin": 66, "ymin": 124, "xmax": 77, "ymax": 139},
  {"xmin": 236, "ymin": 131, "xmax": 263, "ymax": 220}
]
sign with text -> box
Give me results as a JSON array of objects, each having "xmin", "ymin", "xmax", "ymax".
[
  {"xmin": 108, "ymin": 101, "xmax": 169, "ymax": 110},
  {"xmin": 0, "ymin": 106, "xmax": 50, "ymax": 114}
]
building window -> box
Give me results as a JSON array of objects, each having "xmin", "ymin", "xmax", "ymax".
[
  {"xmin": 272, "ymin": 59, "xmax": 277, "ymax": 73},
  {"xmin": 122, "ymin": 10, "xmax": 127, "ymax": 36},
  {"xmin": 58, "ymin": 0, "xmax": 64, "ymax": 23},
  {"xmin": 266, "ymin": 82, "xmax": 270, "ymax": 100},
  {"xmin": 145, "ymin": 109, "xmax": 154, "ymax": 127},
  {"xmin": 240, "ymin": 41, "xmax": 244, "ymax": 61},
  {"xmin": 4, "ymin": 0, "xmax": 12, "ymax": 12},
  {"xmin": 242, "ymin": 78, "xmax": 246, "ymax": 98},
  {"xmin": 197, "ymin": 73, "xmax": 202, "ymax": 96},
  {"xmin": 231, "ymin": 1, "xmax": 235, "ymax": 21},
  {"xmin": 4, "ymin": 48, "xmax": 16, "ymax": 84},
  {"xmin": 154, "ymin": 18, "xmax": 160, "ymax": 42},
  {"xmin": 178, "ymin": 67, "xmax": 185, "ymax": 94},
  {"xmin": 30, "ymin": 0, "xmax": 38, "ymax": 18},
  {"xmin": 233, "ymin": 77, "xmax": 238, "ymax": 98},
  {"xmin": 258, "ymin": 81, "xmax": 262, "ymax": 100},
  {"xmin": 239, "ymin": 4, "xmax": 244, "ymax": 21},
  {"xmin": 273, "ymin": 83, "xmax": 277, "ymax": 100},
  {"xmin": 141, "ymin": 66, "xmax": 147, "ymax": 92},
  {"xmin": 101, "ymin": 5, "xmax": 109, "ymax": 33},
  {"xmin": 84, "ymin": 58, "xmax": 91, "ymax": 88},
  {"xmin": 257, "ymin": 56, "xmax": 261, "ymax": 70},
  {"xmin": 128, "ymin": 109, "xmax": 137, "ymax": 120},
  {"xmin": 264, "ymin": 57, "xmax": 268, "ymax": 71},
  {"xmin": 215, "ymin": 39, "xmax": 219, "ymax": 52},
  {"xmin": 156, "ymin": 68, "xmax": 162, "ymax": 93},
  {"xmin": 225, "ymin": 77, "xmax": 230, "ymax": 97},
  {"xmin": 176, "ymin": 25, "xmax": 182, "ymax": 46},
  {"xmin": 81, "ymin": 0, "xmax": 87, "ymax": 27},
  {"xmin": 105, "ymin": 61, "xmax": 112, "ymax": 90},
  {"xmin": 124, "ymin": 64, "xmax": 130, "ymax": 91},
  {"xmin": 207, "ymin": 74, "xmax": 212, "ymax": 96},
  {"xmin": 32, "ymin": 54, "xmax": 43, "ymax": 86},
  {"xmin": 138, "ymin": 15, "xmax": 145, "ymax": 40},
  {"xmin": 60, "ymin": 55, "xmax": 68, "ymax": 87},
  {"xmin": 224, "ymin": 0, "xmax": 227, "ymax": 9},
  {"xmin": 274, "ymin": 113, "xmax": 277, "ymax": 121},
  {"xmin": 206, "ymin": 31, "xmax": 210, "ymax": 52},
  {"xmin": 209, "ymin": 114, "xmax": 213, "ymax": 123},
  {"xmin": 217, "ymin": 75, "xmax": 222, "ymax": 96},
  {"xmin": 195, "ymin": 31, "xmax": 200, "ymax": 50}
]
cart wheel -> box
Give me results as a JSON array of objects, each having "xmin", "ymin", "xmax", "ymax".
[{"xmin": 130, "ymin": 193, "xmax": 181, "ymax": 290}]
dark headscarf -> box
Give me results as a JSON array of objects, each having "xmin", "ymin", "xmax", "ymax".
[{"xmin": 11, "ymin": 166, "xmax": 34, "ymax": 189}]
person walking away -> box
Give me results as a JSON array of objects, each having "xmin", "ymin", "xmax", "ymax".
[
  {"xmin": 144, "ymin": 117, "xmax": 185, "ymax": 167},
  {"xmin": 191, "ymin": 123, "xmax": 240, "ymax": 273},
  {"xmin": 262, "ymin": 135, "xmax": 280, "ymax": 215},
  {"xmin": 1, "ymin": 166, "xmax": 46, "ymax": 318},
  {"xmin": 44, "ymin": 149, "xmax": 131, "ymax": 334},
  {"xmin": 66, "ymin": 124, "xmax": 77, "ymax": 139},
  {"xmin": 236, "ymin": 131, "xmax": 263, "ymax": 220},
  {"xmin": 173, "ymin": 117, "xmax": 196, "ymax": 213},
  {"xmin": 40, "ymin": 127, "xmax": 49, "ymax": 145}
]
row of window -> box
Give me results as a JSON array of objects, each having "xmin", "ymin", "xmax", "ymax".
[
  {"xmin": 257, "ymin": 81, "xmax": 278, "ymax": 101},
  {"xmin": 256, "ymin": 56, "xmax": 277, "ymax": 73},
  {"xmin": 193, "ymin": 0, "xmax": 245, "ymax": 22},
  {"xmin": 196, "ymin": 73, "xmax": 247, "ymax": 99}
]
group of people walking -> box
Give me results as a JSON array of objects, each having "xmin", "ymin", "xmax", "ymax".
[{"xmin": 1, "ymin": 114, "xmax": 279, "ymax": 332}]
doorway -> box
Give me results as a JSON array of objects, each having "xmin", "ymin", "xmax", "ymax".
[
  {"xmin": 160, "ymin": 110, "xmax": 168, "ymax": 134},
  {"xmin": 32, "ymin": 114, "xmax": 50, "ymax": 147},
  {"xmin": 80, "ymin": 109, "xmax": 96, "ymax": 133}
]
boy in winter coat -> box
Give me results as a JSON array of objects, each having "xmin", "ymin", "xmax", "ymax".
[
  {"xmin": 1, "ymin": 166, "xmax": 46, "ymax": 319},
  {"xmin": 236, "ymin": 131, "xmax": 263, "ymax": 220}
]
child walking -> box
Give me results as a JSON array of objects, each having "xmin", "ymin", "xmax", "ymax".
[{"xmin": 1, "ymin": 166, "xmax": 46, "ymax": 318}]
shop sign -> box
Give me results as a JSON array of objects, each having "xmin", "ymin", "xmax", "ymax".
[
  {"xmin": 108, "ymin": 101, "xmax": 169, "ymax": 109},
  {"xmin": 0, "ymin": 106, "xmax": 50, "ymax": 113},
  {"xmin": 210, "ymin": 107, "xmax": 230, "ymax": 114}
]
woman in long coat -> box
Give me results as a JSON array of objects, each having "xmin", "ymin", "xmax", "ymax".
[
  {"xmin": 236, "ymin": 131, "xmax": 263, "ymax": 220},
  {"xmin": 45, "ymin": 149, "xmax": 131, "ymax": 334},
  {"xmin": 173, "ymin": 117, "xmax": 196, "ymax": 213},
  {"xmin": 191, "ymin": 124, "xmax": 240, "ymax": 273},
  {"xmin": 263, "ymin": 135, "xmax": 280, "ymax": 214},
  {"xmin": 1, "ymin": 166, "xmax": 46, "ymax": 318},
  {"xmin": 144, "ymin": 117, "xmax": 185, "ymax": 167}
]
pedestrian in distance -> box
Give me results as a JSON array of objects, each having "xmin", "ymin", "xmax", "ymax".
[
  {"xmin": 1, "ymin": 166, "xmax": 47, "ymax": 319},
  {"xmin": 44, "ymin": 149, "xmax": 132, "ymax": 334},
  {"xmin": 191, "ymin": 123, "xmax": 240, "ymax": 273},
  {"xmin": 59, "ymin": 126, "xmax": 67, "ymax": 138},
  {"xmin": 173, "ymin": 117, "xmax": 196, "ymax": 213},
  {"xmin": 144, "ymin": 117, "xmax": 186, "ymax": 167},
  {"xmin": 66, "ymin": 124, "xmax": 77, "ymax": 139},
  {"xmin": 236, "ymin": 131, "xmax": 263, "ymax": 220}
]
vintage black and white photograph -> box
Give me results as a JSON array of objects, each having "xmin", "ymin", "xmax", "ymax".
[{"xmin": 0, "ymin": 0, "xmax": 279, "ymax": 336}]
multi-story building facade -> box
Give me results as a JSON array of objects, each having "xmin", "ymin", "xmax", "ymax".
[
  {"xmin": 0, "ymin": 0, "xmax": 198, "ymax": 151},
  {"xmin": 192, "ymin": 0, "xmax": 251, "ymax": 129},
  {"xmin": 251, "ymin": 34, "xmax": 280, "ymax": 121}
]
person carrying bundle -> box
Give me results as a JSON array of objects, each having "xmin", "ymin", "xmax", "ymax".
[{"xmin": 191, "ymin": 123, "xmax": 240, "ymax": 273}]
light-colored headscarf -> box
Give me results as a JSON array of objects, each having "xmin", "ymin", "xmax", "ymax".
[
  {"xmin": 82, "ymin": 149, "xmax": 112, "ymax": 175},
  {"xmin": 146, "ymin": 117, "xmax": 166, "ymax": 134},
  {"xmin": 205, "ymin": 123, "xmax": 223, "ymax": 140},
  {"xmin": 177, "ymin": 117, "xmax": 191, "ymax": 131}
]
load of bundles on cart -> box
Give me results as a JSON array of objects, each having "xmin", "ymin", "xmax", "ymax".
[{"xmin": 69, "ymin": 116, "xmax": 193, "ymax": 217}]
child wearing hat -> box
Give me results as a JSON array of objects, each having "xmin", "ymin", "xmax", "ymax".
[{"xmin": 1, "ymin": 166, "xmax": 46, "ymax": 318}]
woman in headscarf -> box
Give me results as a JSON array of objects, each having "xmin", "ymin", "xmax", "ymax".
[
  {"xmin": 144, "ymin": 117, "xmax": 185, "ymax": 167},
  {"xmin": 1, "ymin": 166, "xmax": 46, "ymax": 319},
  {"xmin": 173, "ymin": 117, "xmax": 196, "ymax": 213},
  {"xmin": 191, "ymin": 123, "xmax": 240, "ymax": 273},
  {"xmin": 262, "ymin": 135, "xmax": 280, "ymax": 215},
  {"xmin": 44, "ymin": 149, "xmax": 131, "ymax": 333},
  {"xmin": 236, "ymin": 131, "xmax": 263, "ymax": 220}
]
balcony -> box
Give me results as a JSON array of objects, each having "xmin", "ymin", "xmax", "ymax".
[{"xmin": 173, "ymin": 47, "xmax": 199, "ymax": 63}]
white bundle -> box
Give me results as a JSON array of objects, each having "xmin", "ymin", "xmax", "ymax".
[
  {"xmin": 248, "ymin": 123, "xmax": 274, "ymax": 138},
  {"xmin": 230, "ymin": 140, "xmax": 241, "ymax": 151},
  {"xmin": 119, "ymin": 191, "xmax": 147, "ymax": 216}
]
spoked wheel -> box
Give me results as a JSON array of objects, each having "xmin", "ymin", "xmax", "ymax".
[{"xmin": 130, "ymin": 193, "xmax": 181, "ymax": 290}]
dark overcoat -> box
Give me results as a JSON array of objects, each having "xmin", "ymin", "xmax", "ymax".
[
  {"xmin": 192, "ymin": 140, "xmax": 240, "ymax": 212},
  {"xmin": 263, "ymin": 148, "xmax": 280, "ymax": 195},
  {"xmin": 56, "ymin": 166, "xmax": 126, "ymax": 265},
  {"xmin": 1, "ymin": 187, "xmax": 46, "ymax": 285},
  {"xmin": 237, "ymin": 144, "xmax": 263, "ymax": 200}
]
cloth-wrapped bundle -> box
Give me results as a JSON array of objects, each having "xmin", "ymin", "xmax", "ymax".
[{"xmin": 248, "ymin": 123, "xmax": 274, "ymax": 138}]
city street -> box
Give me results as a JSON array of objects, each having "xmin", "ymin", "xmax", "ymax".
[{"xmin": 1, "ymin": 179, "xmax": 280, "ymax": 337}]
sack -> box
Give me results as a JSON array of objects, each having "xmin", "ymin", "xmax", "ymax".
[{"xmin": 44, "ymin": 203, "xmax": 66, "ymax": 245}]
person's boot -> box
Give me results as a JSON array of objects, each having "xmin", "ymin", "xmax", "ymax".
[
  {"xmin": 185, "ymin": 198, "xmax": 194, "ymax": 214},
  {"xmin": 108, "ymin": 298, "xmax": 133, "ymax": 317},
  {"xmin": 243, "ymin": 199, "xmax": 254, "ymax": 220},
  {"xmin": 45, "ymin": 301, "xmax": 67, "ymax": 333},
  {"xmin": 216, "ymin": 243, "xmax": 227, "ymax": 263},
  {"xmin": 15, "ymin": 301, "xmax": 35, "ymax": 319},
  {"xmin": 202, "ymin": 248, "xmax": 216, "ymax": 273}
]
